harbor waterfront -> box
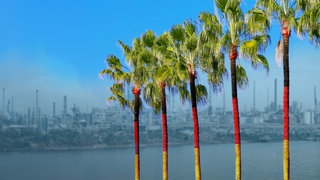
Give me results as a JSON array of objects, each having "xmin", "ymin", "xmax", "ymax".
[{"xmin": 0, "ymin": 141, "xmax": 319, "ymax": 180}]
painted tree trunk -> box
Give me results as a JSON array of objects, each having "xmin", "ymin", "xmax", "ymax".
[
  {"xmin": 132, "ymin": 87, "xmax": 141, "ymax": 180},
  {"xmin": 189, "ymin": 72, "xmax": 201, "ymax": 180},
  {"xmin": 282, "ymin": 31, "xmax": 290, "ymax": 180},
  {"xmin": 160, "ymin": 82, "xmax": 168, "ymax": 180},
  {"xmin": 230, "ymin": 46, "xmax": 241, "ymax": 180}
]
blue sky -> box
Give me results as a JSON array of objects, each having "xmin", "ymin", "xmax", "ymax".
[{"xmin": 0, "ymin": 0, "xmax": 319, "ymax": 115}]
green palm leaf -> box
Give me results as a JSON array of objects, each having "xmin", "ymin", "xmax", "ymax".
[
  {"xmin": 236, "ymin": 64, "xmax": 248, "ymax": 89},
  {"xmin": 195, "ymin": 84, "xmax": 208, "ymax": 105}
]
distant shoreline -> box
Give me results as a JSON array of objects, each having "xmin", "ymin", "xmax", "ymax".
[
  {"xmin": 0, "ymin": 139, "xmax": 318, "ymax": 153},
  {"xmin": 1, "ymin": 124, "xmax": 319, "ymax": 152}
]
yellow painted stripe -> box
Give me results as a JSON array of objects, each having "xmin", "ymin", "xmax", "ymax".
[
  {"xmin": 135, "ymin": 154, "xmax": 140, "ymax": 180},
  {"xmin": 235, "ymin": 144, "xmax": 241, "ymax": 180},
  {"xmin": 283, "ymin": 140, "xmax": 289, "ymax": 180},
  {"xmin": 163, "ymin": 151, "xmax": 168, "ymax": 180},
  {"xmin": 194, "ymin": 148, "xmax": 201, "ymax": 180}
]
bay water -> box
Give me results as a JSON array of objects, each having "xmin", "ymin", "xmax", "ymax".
[{"xmin": 0, "ymin": 141, "xmax": 319, "ymax": 180}]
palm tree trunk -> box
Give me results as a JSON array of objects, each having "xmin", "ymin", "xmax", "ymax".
[
  {"xmin": 282, "ymin": 30, "xmax": 290, "ymax": 180},
  {"xmin": 160, "ymin": 82, "xmax": 168, "ymax": 180},
  {"xmin": 230, "ymin": 46, "xmax": 241, "ymax": 180},
  {"xmin": 189, "ymin": 72, "xmax": 201, "ymax": 180},
  {"xmin": 132, "ymin": 87, "xmax": 141, "ymax": 180}
]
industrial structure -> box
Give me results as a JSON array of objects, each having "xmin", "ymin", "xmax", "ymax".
[{"xmin": 0, "ymin": 80, "xmax": 319, "ymax": 133}]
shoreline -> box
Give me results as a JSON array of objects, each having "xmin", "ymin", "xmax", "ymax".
[{"xmin": 0, "ymin": 139, "xmax": 318, "ymax": 153}]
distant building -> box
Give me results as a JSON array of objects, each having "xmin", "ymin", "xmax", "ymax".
[{"xmin": 304, "ymin": 110, "xmax": 314, "ymax": 125}]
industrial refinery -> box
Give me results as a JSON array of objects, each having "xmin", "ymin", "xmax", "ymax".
[{"xmin": 0, "ymin": 79, "xmax": 320, "ymax": 151}]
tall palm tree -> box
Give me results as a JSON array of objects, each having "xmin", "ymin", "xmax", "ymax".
[
  {"xmin": 169, "ymin": 21, "xmax": 202, "ymax": 180},
  {"xmin": 139, "ymin": 30, "xmax": 179, "ymax": 180},
  {"xmin": 101, "ymin": 36, "xmax": 150, "ymax": 180},
  {"xmin": 256, "ymin": 1, "xmax": 320, "ymax": 179},
  {"xmin": 118, "ymin": 38, "xmax": 151, "ymax": 180},
  {"xmin": 214, "ymin": 0, "xmax": 270, "ymax": 179},
  {"xmin": 169, "ymin": 19, "xmax": 224, "ymax": 180},
  {"xmin": 100, "ymin": 54, "xmax": 142, "ymax": 180}
]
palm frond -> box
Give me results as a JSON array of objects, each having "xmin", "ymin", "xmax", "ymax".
[
  {"xmin": 195, "ymin": 84, "xmax": 208, "ymax": 105},
  {"xmin": 239, "ymin": 34, "xmax": 270, "ymax": 61},
  {"xmin": 184, "ymin": 20, "xmax": 197, "ymax": 37},
  {"xmin": 295, "ymin": 2, "xmax": 320, "ymax": 46},
  {"xmin": 100, "ymin": 55, "xmax": 131, "ymax": 83},
  {"xmin": 215, "ymin": 0, "xmax": 228, "ymax": 13},
  {"xmin": 118, "ymin": 40, "xmax": 132, "ymax": 56},
  {"xmin": 143, "ymin": 82, "xmax": 162, "ymax": 113},
  {"xmin": 177, "ymin": 81, "xmax": 190, "ymax": 105},
  {"xmin": 199, "ymin": 12, "xmax": 222, "ymax": 43},
  {"xmin": 245, "ymin": 8, "xmax": 270, "ymax": 35},
  {"xmin": 107, "ymin": 83, "xmax": 131, "ymax": 109},
  {"xmin": 250, "ymin": 54, "xmax": 270, "ymax": 72},
  {"xmin": 141, "ymin": 30, "xmax": 156, "ymax": 48},
  {"xmin": 276, "ymin": 40, "xmax": 283, "ymax": 67},
  {"xmin": 206, "ymin": 56, "xmax": 228, "ymax": 91},
  {"xmin": 236, "ymin": 64, "xmax": 248, "ymax": 89},
  {"xmin": 216, "ymin": 32, "xmax": 231, "ymax": 55},
  {"xmin": 185, "ymin": 35, "xmax": 198, "ymax": 52},
  {"xmin": 170, "ymin": 25, "xmax": 185, "ymax": 42}
]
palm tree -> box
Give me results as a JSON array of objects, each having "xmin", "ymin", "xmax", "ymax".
[
  {"xmin": 100, "ymin": 55, "xmax": 141, "ymax": 180},
  {"xmin": 142, "ymin": 29, "xmax": 198, "ymax": 180},
  {"xmin": 169, "ymin": 21, "xmax": 201, "ymax": 180},
  {"xmin": 256, "ymin": 1, "xmax": 320, "ymax": 179},
  {"xmin": 214, "ymin": 0, "xmax": 270, "ymax": 179},
  {"xmin": 118, "ymin": 38, "xmax": 151, "ymax": 180},
  {"xmin": 169, "ymin": 20, "xmax": 224, "ymax": 180},
  {"xmin": 139, "ymin": 30, "xmax": 177, "ymax": 180},
  {"xmin": 101, "ymin": 36, "xmax": 150, "ymax": 180}
]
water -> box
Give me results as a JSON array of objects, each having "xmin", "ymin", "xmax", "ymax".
[{"xmin": 0, "ymin": 141, "xmax": 319, "ymax": 180}]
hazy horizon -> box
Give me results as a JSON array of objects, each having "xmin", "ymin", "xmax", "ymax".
[{"xmin": 1, "ymin": 0, "xmax": 319, "ymax": 115}]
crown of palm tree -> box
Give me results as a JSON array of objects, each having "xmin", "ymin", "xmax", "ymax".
[
  {"xmin": 256, "ymin": 0, "xmax": 320, "ymax": 46},
  {"xmin": 100, "ymin": 55, "xmax": 131, "ymax": 109},
  {"xmin": 215, "ymin": 0, "xmax": 270, "ymax": 73}
]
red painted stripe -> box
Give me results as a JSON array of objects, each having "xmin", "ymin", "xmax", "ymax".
[
  {"xmin": 134, "ymin": 120, "xmax": 139, "ymax": 154},
  {"xmin": 283, "ymin": 86, "xmax": 289, "ymax": 140},
  {"xmin": 162, "ymin": 114, "xmax": 168, "ymax": 152},
  {"xmin": 232, "ymin": 98, "xmax": 240, "ymax": 145},
  {"xmin": 192, "ymin": 107, "xmax": 199, "ymax": 148}
]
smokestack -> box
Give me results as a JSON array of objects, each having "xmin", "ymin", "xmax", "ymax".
[
  {"xmin": 28, "ymin": 108, "xmax": 31, "ymax": 127},
  {"xmin": 208, "ymin": 87, "xmax": 213, "ymax": 115},
  {"xmin": 63, "ymin": 95, "xmax": 67, "ymax": 115},
  {"xmin": 7, "ymin": 100, "xmax": 10, "ymax": 113},
  {"xmin": 267, "ymin": 87, "xmax": 269, "ymax": 108},
  {"xmin": 223, "ymin": 87, "xmax": 226, "ymax": 115},
  {"xmin": 274, "ymin": 79, "xmax": 277, "ymax": 109},
  {"xmin": 253, "ymin": 81, "xmax": 256, "ymax": 111},
  {"xmin": 36, "ymin": 89, "xmax": 39, "ymax": 122},
  {"xmin": 11, "ymin": 96, "xmax": 13, "ymax": 113},
  {"xmin": 2, "ymin": 88, "xmax": 5, "ymax": 114},
  {"xmin": 315, "ymin": 86, "xmax": 317, "ymax": 109},
  {"xmin": 53, "ymin": 102, "xmax": 56, "ymax": 118},
  {"xmin": 315, "ymin": 86, "xmax": 317, "ymax": 121},
  {"xmin": 172, "ymin": 94, "xmax": 175, "ymax": 112}
]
